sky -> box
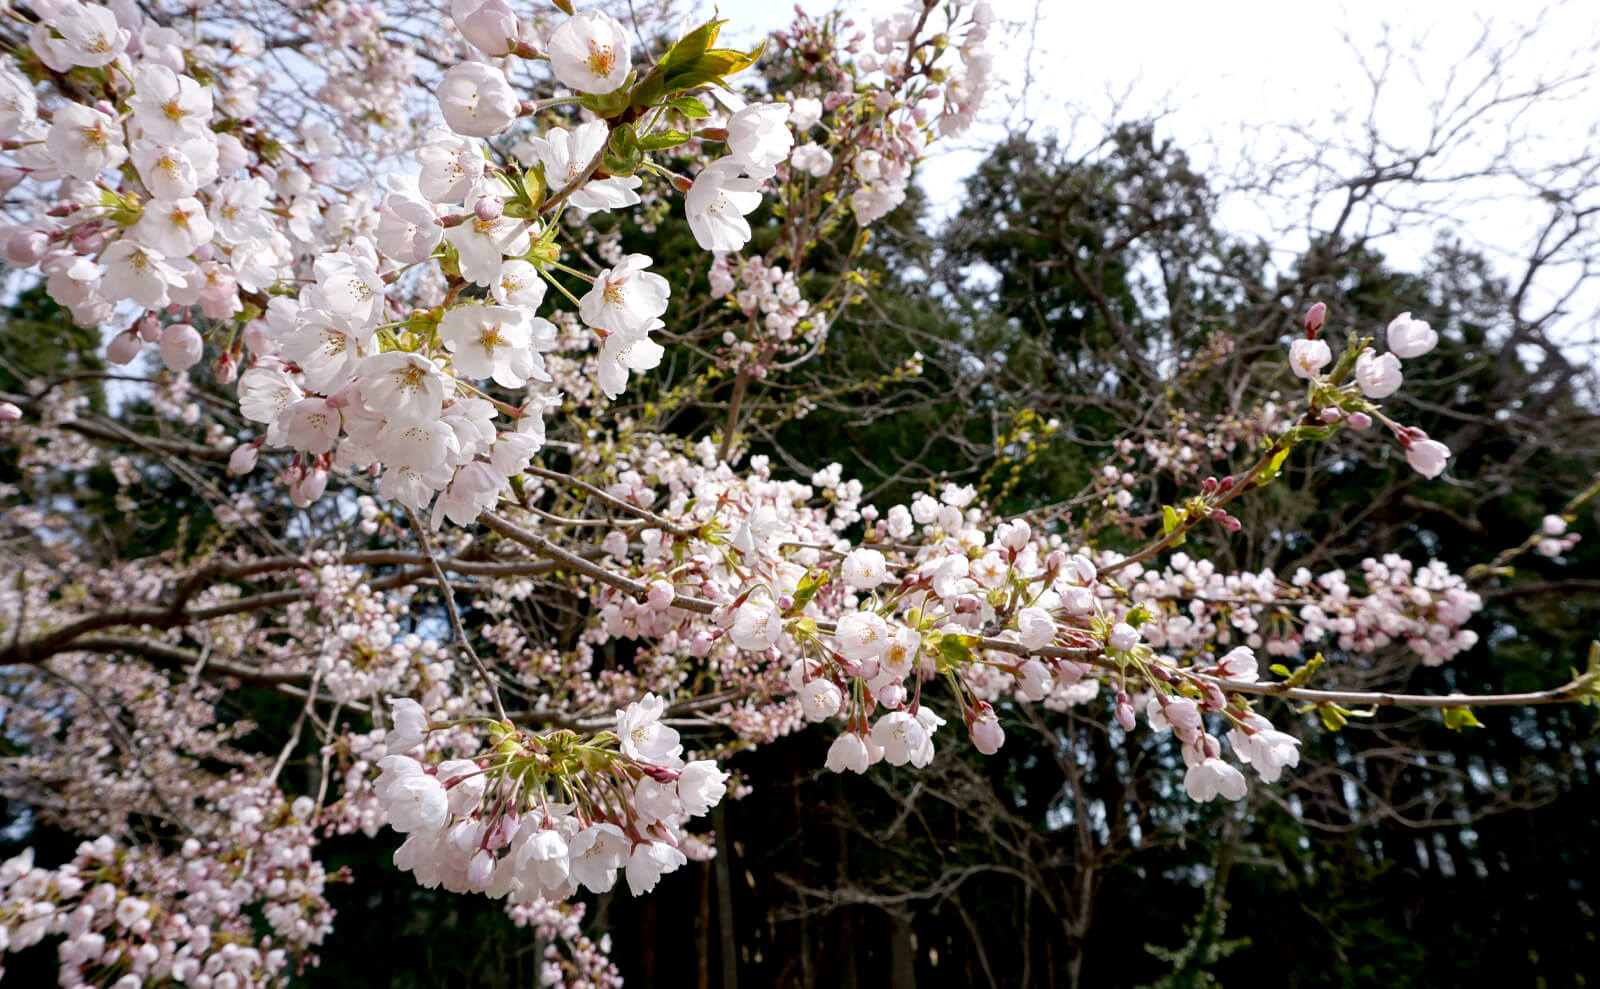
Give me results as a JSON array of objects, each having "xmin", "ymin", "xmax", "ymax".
[{"xmin": 725, "ymin": 0, "xmax": 1600, "ymax": 348}]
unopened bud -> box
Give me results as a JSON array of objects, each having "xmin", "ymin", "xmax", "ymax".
[
  {"xmin": 106, "ymin": 329, "xmax": 142, "ymax": 365},
  {"xmin": 5, "ymin": 229, "xmax": 48, "ymax": 266},
  {"xmin": 1304, "ymin": 301, "xmax": 1327, "ymax": 335},
  {"xmin": 212, "ymin": 351, "xmax": 239, "ymax": 385},
  {"xmin": 324, "ymin": 377, "xmax": 359, "ymax": 409},
  {"xmin": 1346, "ymin": 411, "xmax": 1372, "ymax": 430},
  {"xmin": 0, "ymin": 401, "xmax": 21, "ymax": 422},
  {"xmin": 474, "ymin": 196, "xmax": 504, "ymax": 222},
  {"xmin": 138, "ymin": 314, "xmax": 162, "ymax": 342},
  {"xmin": 228, "ymin": 443, "xmax": 259, "ymax": 475},
  {"xmin": 1200, "ymin": 476, "xmax": 1218, "ymax": 494},
  {"xmin": 1319, "ymin": 407, "xmax": 1341, "ymax": 424},
  {"xmin": 1115, "ymin": 692, "xmax": 1136, "ymax": 732}
]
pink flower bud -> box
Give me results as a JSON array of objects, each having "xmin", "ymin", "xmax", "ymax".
[
  {"xmin": 1346, "ymin": 411, "xmax": 1372, "ymax": 430},
  {"xmin": 878, "ymin": 682, "xmax": 906, "ymax": 707},
  {"xmin": 228, "ymin": 443, "xmax": 259, "ymax": 475},
  {"xmin": 159, "ymin": 323, "xmax": 204, "ymax": 372},
  {"xmin": 1303, "ymin": 301, "xmax": 1327, "ymax": 334},
  {"xmin": 970, "ymin": 707, "xmax": 1005, "ymax": 754},
  {"xmin": 324, "ymin": 377, "xmax": 359, "ymax": 409},
  {"xmin": 1319, "ymin": 407, "xmax": 1342, "ymax": 424},
  {"xmin": 137, "ymin": 314, "xmax": 163, "ymax": 342},
  {"xmin": 212, "ymin": 351, "xmax": 239, "ymax": 385},
  {"xmin": 106, "ymin": 330, "xmax": 142, "ymax": 365},
  {"xmin": 645, "ymin": 579, "xmax": 675, "ymax": 610},
  {"xmin": 474, "ymin": 196, "xmax": 504, "ymax": 222},
  {"xmin": 1115, "ymin": 692, "xmax": 1136, "ymax": 731},
  {"xmin": 5, "ymin": 229, "xmax": 47, "ymax": 266},
  {"xmin": 0, "ymin": 401, "xmax": 21, "ymax": 421},
  {"xmin": 291, "ymin": 468, "xmax": 329, "ymax": 507}
]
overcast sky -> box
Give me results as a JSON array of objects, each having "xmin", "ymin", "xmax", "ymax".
[{"xmin": 727, "ymin": 0, "xmax": 1600, "ymax": 347}]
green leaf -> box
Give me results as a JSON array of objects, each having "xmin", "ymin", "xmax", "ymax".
[
  {"xmin": 1162, "ymin": 505, "xmax": 1180, "ymax": 535},
  {"xmin": 1317, "ymin": 703, "xmax": 1348, "ymax": 732},
  {"xmin": 934, "ymin": 633, "xmax": 975, "ymax": 674},
  {"xmin": 1268, "ymin": 663, "xmax": 1292, "ymax": 678},
  {"xmin": 1283, "ymin": 653, "xmax": 1325, "ymax": 688},
  {"xmin": 603, "ymin": 123, "xmax": 645, "ymax": 176},
  {"xmin": 638, "ymin": 129, "xmax": 692, "ymax": 152},
  {"xmin": 659, "ymin": 18, "xmax": 729, "ymax": 73},
  {"xmin": 1442, "ymin": 706, "xmax": 1484, "ymax": 732},
  {"xmin": 789, "ymin": 569, "xmax": 829, "ymax": 613},
  {"xmin": 667, "ymin": 95, "xmax": 711, "ymax": 118}
]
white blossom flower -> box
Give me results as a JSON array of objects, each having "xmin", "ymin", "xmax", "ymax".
[
  {"xmin": 580, "ymin": 254, "xmax": 670, "ymax": 335},
  {"xmin": 437, "ymin": 61, "xmax": 519, "ymax": 137},
  {"xmin": 1406, "ymin": 437, "xmax": 1451, "ymax": 479},
  {"xmin": 676, "ymin": 760, "xmax": 728, "ymax": 817},
  {"xmin": 799, "ymin": 678, "xmax": 843, "ymax": 722},
  {"xmin": 1108, "ymin": 622, "xmax": 1140, "ymax": 652},
  {"xmin": 526, "ymin": 121, "xmax": 641, "ymax": 214},
  {"xmin": 491, "ymin": 258, "xmax": 548, "ymax": 309},
  {"xmin": 451, "ymin": 0, "xmax": 520, "ymax": 56},
  {"xmin": 547, "ymin": 10, "xmax": 631, "ymax": 95},
  {"xmin": 131, "ymin": 197, "xmax": 214, "ymax": 258},
  {"xmin": 726, "ymin": 102, "xmax": 793, "ymax": 179},
  {"xmin": 835, "ymin": 611, "xmax": 889, "ymax": 661},
  {"xmin": 34, "ymin": 2, "xmax": 130, "ymax": 72},
  {"xmin": 1355, "ymin": 350, "xmax": 1403, "ymax": 398},
  {"xmin": 686, "ymin": 158, "xmax": 764, "ymax": 252},
  {"xmin": 596, "ymin": 329, "xmax": 664, "ymax": 400},
  {"xmin": 385, "ymin": 774, "xmax": 450, "ymax": 832},
  {"xmin": 416, "ymin": 129, "xmax": 487, "ymax": 204},
  {"xmin": 625, "ymin": 840, "xmax": 686, "ymax": 896},
  {"xmin": 1387, "ymin": 312, "xmax": 1438, "ymax": 359},
  {"xmin": 385, "ymin": 698, "xmax": 430, "ymax": 754},
  {"xmin": 825, "ymin": 733, "xmax": 871, "ymax": 773},
  {"xmin": 616, "ymin": 693, "xmax": 683, "ymax": 767},
  {"xmin": 280, "ymin": 397, "xmax": 341, "ymax": 453},
  {"xmin": 1289, "ymin": 338, "xmax": 1331, "ymax": 379},
  {"xmin": 1183, "ymin": 757, "xmax": 1247, "ymax": 802},
  {"xmin": 99, "ymin": 239, "xmax": 190, "ymax": 309},
  {"xmin": 1014, "ymin": 607, "xmax": 1056, "ymax": 650},
  {"xmin": 789, "ymin": 96, "xmax": 822, "ymax": 130},
  {"xmin": 45, "ymin": 102, "xmax": 126, "ymax": 180},
  {"xmin": 567, "ymin": 823, "xmax": 629, "ymax": 892},
  {"xmin": 131, "ymin": 137, "xmax": 217, "ymax": 200},
  {"xmin": 841, "ymin": 548, "xmax": 888, "ymax": 590},
  {"xmin": 730, "ymin": 600, "xmax": 784, "ymax": 651},
  {"xmin": 790, "ymin": 142, "xmax": 833, "ymax": 178},
  {"xmin": 439, "ymin": 304, "xmax": 551, "ymax": 388},
  {"xmin": 360, "ymin": 352, "xmax": 450, "ymax": 423},
  {"xmin": 871, "ymin": 711, "xmax": 926, "ymax": 767},
  {"xmin": 444, "ymin": 207, "xmax": 531, "ymax": 287},
  {"xmin": 126, "ymin": 63, "xmax": 212, "ymax": 141}
]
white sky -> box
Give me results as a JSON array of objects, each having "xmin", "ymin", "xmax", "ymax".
[{"xmin": 725, "ymin": 0, "xmax": 1600, "ymax": 347}]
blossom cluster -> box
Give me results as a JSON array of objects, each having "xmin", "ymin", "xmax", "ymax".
[
  {"xmin": 375, "ymin": 696, "xmax": 727, "ymax": 901},
  {"xmin": 2, "ymin": 0, "xmax": 993, "ymax": 530},
  {"xmin": 1290, "ymin": 307, "xmax": 1452, "ymax": 478}
]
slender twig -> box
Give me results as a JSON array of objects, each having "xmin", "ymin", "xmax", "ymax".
[{"xmin": 403, "ymin": 506, "xmax": 509, "ymax": 722}]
